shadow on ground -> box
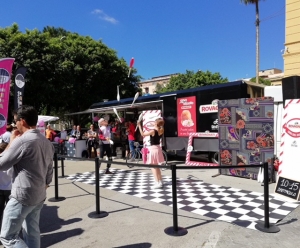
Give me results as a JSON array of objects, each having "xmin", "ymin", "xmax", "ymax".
[{"xmin": 40, "ymin": 204, "xmax": 83, "ymax": 247}]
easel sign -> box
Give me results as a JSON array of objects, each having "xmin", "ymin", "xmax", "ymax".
[
  {"xmin": 185, "ymin": 132, "xmax": 218, "ymax": 166},
  {"xmin": 274, "ymin": 176, "xmax": 300, "ymax": 201}
]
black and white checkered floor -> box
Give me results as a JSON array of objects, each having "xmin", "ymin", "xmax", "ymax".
[{"xmin": 66, "ymin": 168, "xmax": 300, "ymax": 230}]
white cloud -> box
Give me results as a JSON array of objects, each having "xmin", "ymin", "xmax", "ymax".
[{"xmin": 91, "ymin": 9, "xmax": 118, "ymax": 24}]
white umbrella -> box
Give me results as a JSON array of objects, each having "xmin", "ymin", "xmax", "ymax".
[{"xmin": 38, "ymin": 115, "xmax": 59, "ymax": 123}]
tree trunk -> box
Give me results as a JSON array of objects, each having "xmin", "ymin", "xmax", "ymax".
[{"xmin": 255, "ymin": 1, "xmax": 260, "ymax": 84}]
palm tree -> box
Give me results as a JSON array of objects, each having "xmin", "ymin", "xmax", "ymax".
[{"xmin": 241, "ymin": 0, "xmax": 262, "ymax": 84}]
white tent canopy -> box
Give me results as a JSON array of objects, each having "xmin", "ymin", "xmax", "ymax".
[{"xmin": 38, "ymin": 115, "xmax": 59, "ymax": 123}]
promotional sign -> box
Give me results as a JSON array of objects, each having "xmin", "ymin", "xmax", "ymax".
[
  {"xmin": 218, "ymin": 97, "xmax": 274, "ymax": 179},
  {"xmin": 177, "ymin": 96, "xmax": 197, "ymax": 137},
  {"xmin": 275, "ymin": 176, "xmax": 300, "ymax": 201},
  {"xmin": 275, "ymin": 99, "xmax": 300, "ymax": 201},
  {"xmin": 14, "ymin": 67, "xmax": 26, "ymax": 110},
  {"xmin": 142, "ymin": 110, "xmax": 161, "ymax": 146},
  {"xmin": 0, "ymin": 58, "xmax": 15, "ymax": 135}
]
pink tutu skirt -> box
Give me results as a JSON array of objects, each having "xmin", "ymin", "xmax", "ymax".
[{"xmin": 146, "ymin": 145, "xmax": 165, "ymax": 165}]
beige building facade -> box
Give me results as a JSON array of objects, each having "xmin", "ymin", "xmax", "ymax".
[
  {"xmin": 283, "ymin": 0, "xmax": 300, "ymax": 77},
  {"xmin": 138, "ymin": 74, "xmax": 178, "ymax": 94}
]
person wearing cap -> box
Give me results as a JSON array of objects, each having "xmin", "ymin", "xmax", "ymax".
[
  {"xmin": 98, "ymin": 118, "xmax": 113, "ymax": 174},
  {"xmin": 0, "ymin": 125, "xmax": 13, "ymax": 143}
]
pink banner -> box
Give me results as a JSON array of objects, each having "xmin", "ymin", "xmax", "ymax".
[{"xmin": 0, "ymin": 58, "xmax": 15, "ymax": 135}]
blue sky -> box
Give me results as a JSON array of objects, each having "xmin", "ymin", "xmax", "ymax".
[{"xmin": 0, "ymin": 0, "xmax": 285, "ymax": 82}]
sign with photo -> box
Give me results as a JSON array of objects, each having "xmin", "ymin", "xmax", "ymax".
[{"xmin": 177, "ymin": 96, "xmax": 197, "ymax": 137}]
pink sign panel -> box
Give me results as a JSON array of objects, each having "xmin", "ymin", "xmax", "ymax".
[
  {"xmin": 0, "ymin": 58, "xmax": 15, "ymax": 135},
  {"xmin": 177, "ymin": 96, "xmax": 197, "ymax": 137}
]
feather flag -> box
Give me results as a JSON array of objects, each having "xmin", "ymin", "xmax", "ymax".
[
  {"xmin": 0, "ymin": 58, "xmax": 15, "ymax": 135},
  {"xmin": 128, "ymin": 57, "xmax": 135, "ymax": 77}
]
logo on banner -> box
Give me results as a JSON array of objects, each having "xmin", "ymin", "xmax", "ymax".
[
  {"xmin": 284, "ymin": 118, "xmax": 300, "ymax": 138},
  {"xmin": 15, "ymin": 74, "xmax": 25, "ymax": 88},
  {"xmin": 0, "ymin": 114, "xmax": 6, "ymax": 129},
  {"xmin": 199, "ymin": 99, "xmax": 219, "ymax": 113},
  {"xmin": 0, "ymin": 69, "xmax": 10, "ymax": 84}
]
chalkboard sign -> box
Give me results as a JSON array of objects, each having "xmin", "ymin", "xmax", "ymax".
[{"xmin": 275, "ymin": 176, "xmax": 300, "ymax": 200}]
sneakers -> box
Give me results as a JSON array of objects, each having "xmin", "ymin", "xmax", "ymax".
[
  {"xmin": 151, "ymin": 181, "xmax": 163, "ymax": 189},
  {"xmin": 105, "ymin": 170, "xmax": 113, "ymax": 174}
]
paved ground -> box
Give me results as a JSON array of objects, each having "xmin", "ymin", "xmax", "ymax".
[{"xmin": 1, "ymin": 158, "xmax": 299, "ymax": 248}]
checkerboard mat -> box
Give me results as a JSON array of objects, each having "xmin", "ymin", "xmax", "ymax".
[{"xmin": 66, "ymin": 168, "xmax": 300, "ymax": 230}]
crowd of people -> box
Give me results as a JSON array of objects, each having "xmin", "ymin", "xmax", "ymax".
[{"xmin": 0, "ymin": 106, "xmax": 166, "ymax": 247}]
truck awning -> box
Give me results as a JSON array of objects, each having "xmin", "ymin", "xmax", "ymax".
[{"xmin": 65, "ymin": 100, "xmax": 163, "ymax": 116}]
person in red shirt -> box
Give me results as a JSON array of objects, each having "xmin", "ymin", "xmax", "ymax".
[{"xmin": 127, "ymin": 119, "xmax": 136, "ymax": 161}]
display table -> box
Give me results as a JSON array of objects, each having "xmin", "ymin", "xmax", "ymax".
[{"xmin": 64, "ymin": 140, "xmax": 87, "ymax": 158}]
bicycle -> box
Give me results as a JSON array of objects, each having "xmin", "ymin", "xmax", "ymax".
[{"xmin": 126, "ymin": 142, "xmax": 168, "ymax": 170}]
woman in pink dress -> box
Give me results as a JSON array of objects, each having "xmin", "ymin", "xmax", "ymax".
[{"xmin": 137, "ymin": 118, "xmax": 165, "ymax": 189}]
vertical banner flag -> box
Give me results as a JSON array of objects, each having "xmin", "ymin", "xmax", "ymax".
[
  {"xmin": 0, "ymin": 58, "xmax": 15, "ymax": 135},
  {"xmin": 14, "ymin": 67, "xmax": 26, "ymax": 110}
]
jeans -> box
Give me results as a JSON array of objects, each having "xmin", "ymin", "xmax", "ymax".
[
  {"xmin": 0, "ymin": 190, "xmax": 11, "ymax": 232},
  {"xmin": 0, "ymin": 197, "xmax": 44, "ymax": 248},
  {"xmin": 128, "ymin": 140, "xmax": 136, "ymax": 158}
]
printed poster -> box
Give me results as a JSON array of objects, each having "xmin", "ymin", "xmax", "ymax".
[
  {"xmin": 177, "ymin": 96, "xmax": 197, "ymax": 137},
  {"xmin": 278, "ymin": 100, "xmax": 300, "ymax": 181},
  {"xmin": 142, "ymin": 110, "xmax": 161, "ymax": 146},
  {"xmin": 218, "ymin": 97, "xmax": 274, "ymax": 179}
]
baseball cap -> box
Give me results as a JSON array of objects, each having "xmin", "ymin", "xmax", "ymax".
[{"xmin": 98, "ymin": 118, "xmax": 105, "ymax": 124}]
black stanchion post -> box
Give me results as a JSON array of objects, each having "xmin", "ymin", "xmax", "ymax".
[
  {"xmin": 88, "ymin": 157, "xmax": 109, "ymax": 219},
  {"xmin": 49, "ymin": 153, "xmax": 66, "ymax": 202},
  {"xmin": 255, "ymin": 162, "xmax": 280, "ymax": 233},
  {"xmin": 59, "ymin": 156, "xmax": 65, "ymax": 178},
  {"xmin": 164, "ymin": 163, "xmax": 188, "ymax": 236}
]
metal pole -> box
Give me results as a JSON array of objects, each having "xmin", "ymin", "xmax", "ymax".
[
  {"xmin": 48, "ymin": 153, "xmax": 66, "ymax": 202},
  {"xmin": 263, "ymin": 162, "xmax": 270, "ymax": 228},
  {"xmin": 88, "ymin": 157, "xmax": 108, "ymax": 218},
  {"xmin": 164, "ymin": 163, "xmax": 187, "ymax": 236},
  {"xmin": 95, "ymin": 157, "xmax": 100, "ymax": 214},
  {"xmin": 255, "ymin": 162, "xmax": 280, "ymax": 232},
  {"xmin": 171, "ymin": 163, "xmax": 178, "ymax": 231},
  {"xmin": 54, "ymin": 153, "xmax": 59, "ymax": 198}
]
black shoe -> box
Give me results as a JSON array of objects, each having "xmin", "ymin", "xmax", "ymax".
[{"xmin": 105, "ymin": 170, "xmax": 113, "ymax": 174}]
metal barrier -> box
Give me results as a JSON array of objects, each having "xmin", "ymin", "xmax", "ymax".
[{"xmin": 52, "ymin": 153, "xmax": 280, "ymax": 235}]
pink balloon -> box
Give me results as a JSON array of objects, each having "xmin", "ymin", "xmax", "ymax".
[
  {"xmin": 38, "ymin": 120, "xmax": 45, "ymax": 127},
  {"xmin": 93, "ymin": 116, "xmax": 100, "ymax": 122},
  {"xmin": 69, "ymin": 137, "xmax": 76, "ymax": 144},
  {"xmin": 54, "ymin": 137, "xmax": 60, "ymax": 143}
]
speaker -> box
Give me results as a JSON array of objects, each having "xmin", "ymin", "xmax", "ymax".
[{"xmin": 282, "ymin": 76, "xmax": 300, "ymax": 106}]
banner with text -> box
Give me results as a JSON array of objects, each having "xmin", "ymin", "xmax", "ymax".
[
  {"xmin": 177, "ymin": 96, "xmax": 197, "ymax": 137},
  {"xmin": 0, "ymin": 58, "xmax": 15, "ymax": 135},
  {"xmin": 14, "ymin": 67, "xmax": 27, "ymax": 110}
]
